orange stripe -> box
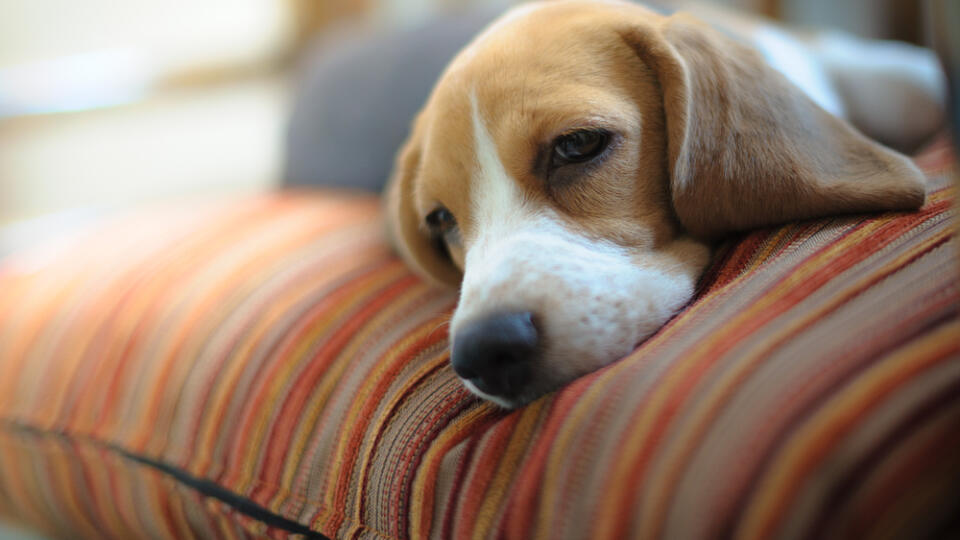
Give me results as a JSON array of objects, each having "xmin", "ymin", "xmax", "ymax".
[
  {"xmin": 452, "ymin": 414, "xmax": 522, "ymax": 538},
  {"xmin": 0, "ymin": 434, "xmax": 51, "ymax": 534},
  {"xmin": 208, "ymin": 260, "xmax": 405, "ymax": 487},
  {"xmin": 349, "ymin": 367, "xmax": 471, "ymax": 540},
  {"xmin": 500, "ymin": 385, "xmax": 582, "ymax": 538},
  {"xmin": 470, "ymin": 400, "xmax": 546, "ymax": 539},
  {"xmin": 190, "ymin": 262, "xmax": 405, "ymax": 476},
  {"xmin": 273, "ymin": 289, "xmax": 452, "ymax": 519},
  {"xmin": 79, "ymin": 200, "xmax": 300, "ymax": 441},
  {"xmin": 594, "ymin": 220, "xmax": 889, "ymax": 538},
  {"xmin": 736, "ymin": 320, "xmax": 960, "ymax": 538},
  {"xmin": 322, "ymin": 319, "xmax": 451, "ymax": 533},
  {"xmin": 637, "ymin": 216, "xmax": 954, "ymax": 537},
  {"xmin": 408, "ymin": 402, "xmax": 498, "ymax": 539},
  {"xmin": 0, "ymin": 164, "xmax": 953, "ymax": 539},
  {"xmin": 245, "ymin": 275, "xmax": 421, "ymax": 500},
  {"xmin": 270, "ymin": 286, "xmax": 449, "ymax": 511},
  {"xmin": 335, "ymin": 323, "xmax": 454, "ymax": 533},
  {"xmin": 127, "ymin": 205, "xmax": 348, "ymax": 451}
]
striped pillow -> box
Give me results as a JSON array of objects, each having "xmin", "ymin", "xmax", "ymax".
[{"xmin": 0, "ymin": 141, "xmax": 957, "ymax": 539}]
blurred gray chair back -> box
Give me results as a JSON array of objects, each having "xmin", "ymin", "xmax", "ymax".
[{"xmin": 284, "ymin": 9, "xmax": 500, "ymax": 192}]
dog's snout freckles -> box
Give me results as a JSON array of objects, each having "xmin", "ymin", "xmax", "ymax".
[{"xmin": 449, "ymin": 221, "xmax": 709, "ymax": 408}]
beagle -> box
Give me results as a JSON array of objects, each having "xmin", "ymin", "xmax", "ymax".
[{"xmin": 385, "ymin": 0, "xmax": 945, "ymax": 408}]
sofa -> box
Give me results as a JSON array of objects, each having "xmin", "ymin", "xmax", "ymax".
[{"xmin": 1, "ymin": 10, "xmax": 958, "ymax": 540}]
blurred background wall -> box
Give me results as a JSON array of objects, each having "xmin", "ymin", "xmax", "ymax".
[
  {"xmin": 0, "ymin": 0, "xmax": 296, "ymax": 225},
  {"xmin": 0, "ymin": 0, "xmax": 932, "ymax": 226}
]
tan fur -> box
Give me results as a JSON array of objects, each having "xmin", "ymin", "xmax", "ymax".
[
  {"xmin": 384, "ymin": 0, "xmax": 930, "ymax": 406},
  {"xmin": 624, "ymin": 13, "xmax": 926, "ymax": 237},
  {"xmin": 387, "ymin": 0, "xmax": 925, "ymax": 281}
]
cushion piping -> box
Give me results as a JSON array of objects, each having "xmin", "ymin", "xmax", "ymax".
[{"xmin": 0, "ymin": 419, "xmax": 330, "ymax": 540}]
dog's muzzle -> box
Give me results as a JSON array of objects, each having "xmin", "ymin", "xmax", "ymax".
[{"xmin": 450, "ymin": 311, "xmax": 539, "ymax": 398}]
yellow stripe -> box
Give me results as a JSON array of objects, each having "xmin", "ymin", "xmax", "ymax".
[
  {"xmin": 131, "ymin": 207, "xmax": 328, "ymax": 449},
  {"xmin": 593, "ymin": 221, "xmax": 886, "ymax": 538},
  {"xmin": 342, "ymin": 329, "xmax": 453, "ymax": 537},
  {"xmin": 736, "ymin": 320, "xmax": 959, "ymax": 538},
  {"xmin": 746, "ymin": 224, "xmax": 796, "ymax": 269},
  {"xmin": 55, "ymin": 450, "xmax": 104, "ymax": 539},
  {"xmin": 83, "ymin": 450, "xmax": 131, "ymax": 537},
  {"xmin": 274, "ymin": 282, "xmax": 443, "ymax": 509},
  {"xmin": 222, "ymin": 264, "xmax": 407, "ymax": 492},
  {"xmin": 408, "ymin": 402, "xmax": 494, "ymax": 540},
  {"xmin": 620, "ymin": 222, "xmax": 821, "ymax": 364},
  {"xmin": 637, "ymin": 223, "xmax": 952, "ymax": 535},
  {"xmin": 0, "ymin": 269, "xmax": 94, "ymax": 414},
  {"xmin": 266, "ymin": 279, "xmax": 435, "ymax": 505},
  {"xmin": 472, "ymin": 399, "xmax": 548, "ymax": 539},
  {"xmin": 102, "ymin": 205, "xmax": 285, "ymax": 444},
  {"xmin": 318, "ymin": 312, "xmax": 444, "ymax": 524},
  {"xmin": 537, "ymin": 368, "xmax": 635, "ymax": 539},
  {"xmin": 203, "ymin": 264, "xmax": 373, "ymax": 483},
  {"xmin": 0, "ymin": 436, "xmax": 51, "ymax": 534}
]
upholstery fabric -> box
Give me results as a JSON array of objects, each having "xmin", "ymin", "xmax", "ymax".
[{"xmin": 0, "ymin": 142, "xmax": 957, "ymax": 539}]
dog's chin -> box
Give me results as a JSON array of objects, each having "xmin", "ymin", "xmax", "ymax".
[
  {"xmin": 456, "ymin": 293, "xmax": 699, "ymax": 409},
  {"xmin": 460, "ymin": 355, "xmax": 608, "ymax": 409},
  {"xmin": 462, "ymin": 378, "xmax": 545, "ymax": 409}
]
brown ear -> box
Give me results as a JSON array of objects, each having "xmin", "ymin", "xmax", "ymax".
[
  {"xmin": 623, "ymin": 14, "xmax": 926, "ymax": 239},
  {"xmin": 384, "ymin": 117, "xmax": 462, "ymax": 287}
]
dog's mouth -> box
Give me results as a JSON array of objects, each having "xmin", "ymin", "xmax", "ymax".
[
  {"xmin": 461, "ymin": 378, "xmax": 539, "ymax": 409},
  {"xmin": 447, "ymin": 235, "xmax": 712, "ymax": 408}
]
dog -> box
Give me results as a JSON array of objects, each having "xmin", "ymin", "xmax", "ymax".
[{"xmin": 385, "ymin": 0, "xmax": 945, "ymax": 408}]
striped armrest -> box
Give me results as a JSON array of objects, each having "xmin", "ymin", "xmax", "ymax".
[{"xmin": 0, "ymin": 142, "xmax": 957, "ymax": 539}]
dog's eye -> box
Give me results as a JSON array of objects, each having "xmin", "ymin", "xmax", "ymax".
[
  {"xmin": 425, "ymin": 206, "xmax": 457, "ymax": 234},
  {"xmin": 551, "ymin": 129, "xmax": 610, "ymax": 167},
  {"xmin": 425, "ymin": 206, "xmax": 459, "ymax": 262}
]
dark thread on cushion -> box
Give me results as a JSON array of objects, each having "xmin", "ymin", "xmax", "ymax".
[
  {"xmin": 806, "ymin": 373, "xmax": 960, "ymax": 539},
  {"xmin": 0, "ymin": 420, "xmax": 330, "ymax": 540}
]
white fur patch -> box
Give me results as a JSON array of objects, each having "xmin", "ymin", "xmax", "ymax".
[{"xmin": 467, "ymin": 91, "xmax": 530, "ymax": 235}]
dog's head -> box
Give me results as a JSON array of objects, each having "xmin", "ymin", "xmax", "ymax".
[{"xmin": 386, "ymin": 0, "xmax": 925, "ymax": 408}]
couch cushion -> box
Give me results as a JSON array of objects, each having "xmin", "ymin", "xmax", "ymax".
[{"xmin": 0, "ymin": 143, "xmax": 958, "ymax": 539}]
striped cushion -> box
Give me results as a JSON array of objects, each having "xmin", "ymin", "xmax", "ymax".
[{"xmin": 0, "ymin": 142, "xmax": 957, "ymax": 540}]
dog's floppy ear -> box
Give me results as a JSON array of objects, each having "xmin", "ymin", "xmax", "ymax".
[
  {"xmin": 385, "ymin": 117, "xmax": 462, "ymax": 287},
  {"xmin": 623, "ymin": 14, "xmax": 926, "ymax": 239}
]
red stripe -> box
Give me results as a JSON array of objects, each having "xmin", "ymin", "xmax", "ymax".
[
  {"xmin": 441, "ymin": 428, "xmax": 484, "ymax": 539},
  {"xmin": 497, "ymin": 390, "xmax": 577, "ymax": 538},
  {"xmin": 323, "ymin": 318, "xmax": 451, "ymax": 534},
  {"xmin": 452, "ymin": 412, "xmax": 522, "ymax": 538},
  {"xmin": 219, "ymin": 263, "xmax": 407, "ymax": 476},
  {"xmin": 244, "ymin": 274, "xmax": 421, "ymax": 499},
  {"xmin": 350, "ymin": 343, "xmax": 455, "ymax": 537},
  {"xmin": 807, "ymin": 371, "xmax": 960, "ymax": 538},
  {"xmin": 182, "ymin": 260, "xmax": 396, "ymax": 470},
  {"xmin": 388, "ymin": 386, "xmax": 476, "ymax": 538}
]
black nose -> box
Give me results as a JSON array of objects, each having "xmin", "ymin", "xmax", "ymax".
[{"xmin": 451, "ymin": 311, "xmax": 539, "ymax": 397}]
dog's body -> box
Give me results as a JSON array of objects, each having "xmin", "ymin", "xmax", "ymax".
[{"xmin": 386, "ymin": 0, "xmax": 945, "ymax": 408}]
